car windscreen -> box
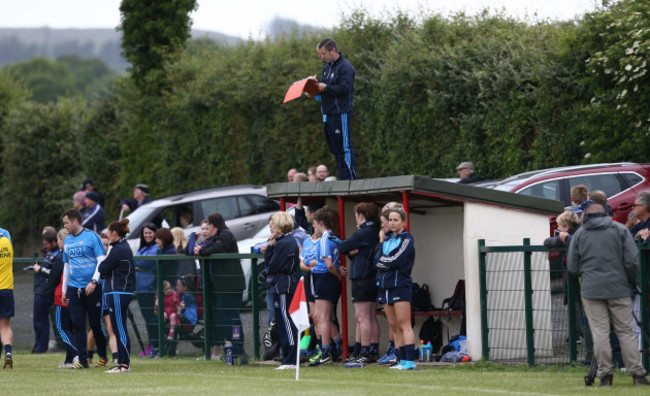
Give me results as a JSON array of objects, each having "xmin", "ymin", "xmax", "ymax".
[{"xmin": 125, "ymin": 206, "xmax": 159, "ymax": 239}]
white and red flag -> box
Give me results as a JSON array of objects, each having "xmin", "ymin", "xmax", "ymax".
[{"xmin": 289, "ymin": 277, "xmax": 310, "ymax": 380}]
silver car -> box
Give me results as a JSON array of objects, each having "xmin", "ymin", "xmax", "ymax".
[{"xmin": 125, "ymin": 184, "xmax": 279, "ymax": 253}]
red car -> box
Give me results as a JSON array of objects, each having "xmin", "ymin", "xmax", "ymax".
[{"xmin": 489, "ymin": 162, "xmax": 650, "ymax": 224}]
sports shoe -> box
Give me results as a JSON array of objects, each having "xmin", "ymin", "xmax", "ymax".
[
  {"xmin": 58, "ymin": 362, "xmax": 74, "ymax": 368},
  {"xmin": 389, "ymin": 361, "xmax": 404, "ymax": 369},
  {"xmin": 355, "ymin": 353, "xmax": 377, "ymax": 364},
  {"xmin": 105, "ymin": 366, "xmax": 130, "ymax": 373},
  {"xmin": 377, "ymin": 352, "xmax": 396, "ymax": 365},
  {"xmin": 634, "ymin": 375, "xmax": 650, "ymax": 386},
  {"xmin": 3, "ymin": 354, "xmax": 12, "ymax": 369},
  {"xmin": 308, "ymin": 349, "xmax": 322, "ymax": 363},
  {"xmin": 150, "ymin": 348, "xmax": 159, "ymax": 359},
  {"xmin": 599, "ymin": 374, "xmax": 613, "ymax": 387},
  {"xmin": 96, "ymin": 357, "xmax": 108, "ymax": 368},
  {"xmin": 308, "ymin": 354, "xmax": 332, "ymax": 366},
  {"xmin": 70, "ymin": 361, "xmax": 89, "ymax": 369},
  {"xmin": 399, "ymin": 360, "xmax": 416, "ymax": 370},
  {"xmin": 275, "ymin": 364, "xmax": 297, "ymax": 370},
  {"xmin": 341, "ymin": 354, "xmax": 359, "ymax": 363},
  {"xmin": 138, "ymin": 345, "xmax": 153, "ymax": 358}
]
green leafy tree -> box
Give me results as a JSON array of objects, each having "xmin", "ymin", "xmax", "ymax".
[{"xmin": 118, "ymin": 0, "xmax": 198, "ymax": 91}]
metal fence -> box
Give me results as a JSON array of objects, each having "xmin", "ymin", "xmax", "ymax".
[
  {"xmin": 479, "ymin": 238, "xmax": 650, "ymax": 369},
  {"xmin": 12, "ymin": 252, "xmax": 264, "ymax": 361}
]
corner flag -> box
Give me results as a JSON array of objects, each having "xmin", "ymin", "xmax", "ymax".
[
  {"xmin": 289, "ymin": 277, "xmax": 310, "ymax": 380},
  {"xmin": 289, "ymin": 277, "xmax": 310, "ymax": 332}
]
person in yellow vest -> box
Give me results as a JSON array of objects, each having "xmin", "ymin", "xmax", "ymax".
[{"xmin": 0, "ymin": 227, "xmax": 14, "ymax": 369}]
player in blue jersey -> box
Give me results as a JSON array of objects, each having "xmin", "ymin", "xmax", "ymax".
[
  {"xmin": 61, "ymin": 209, "xmax": 108, "ymax": 369},
  {"xmin": 308, "ymin": 207, "xmax": 344, "ymax": 366}
]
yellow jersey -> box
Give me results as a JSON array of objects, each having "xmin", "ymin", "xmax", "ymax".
[{"xmin": 0, "ymin": 235, "xmax": 13, "ymax": 290}]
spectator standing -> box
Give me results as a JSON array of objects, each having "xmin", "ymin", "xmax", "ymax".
[
  {"xmin": 264, "ymin": 212, "xmax": 301, "ymax": 370},
  {"xmin": 316, "ymin": 165, "xmax": 329, "ymax": 182},
  {"xmin": 72, "ymin": 191, "xmax": 87, "ymax": 216},
  {"xmin": 589, "ymin": 190, "xmax": 616, "ymax": 217},
  {"xmin": 293, "ymin": 172, "xmax": 309, "ymax": 182},
  {"xmin": 308, "ymin": 207, "xmax": 344, "ymax": 366},
  {"xmin": 135, "ymin": 223, "xmax": 159, "ymax": 358},
  {"xmin": 61, "ymin": 209, "xmax": 108, "ymax": 369},
  {"xmin": 629, "ymin": 192, "xmax": 650, "ymax": 240},
  {"xmin": 196, "ymin": 213, "xmax": 246, "ymax": 361},
  {"xmin": 570, "ymin": 185, "xmax": 589, "ymax": 206},
  {"xmin": 376, "ymin": 207, "xmax": 417, "ymax": 370},
  {"xmin": 29, "ymin": 228, "xmax": 59, "ymax": 353},
  {"xmin": 456, "ymin": 162, "xmax": 484, "ymax": 184},
  {"xmin": 119, "ymin": 184, "xmax": 152, "ymax": 214},
  {"xmin": 82, "ymin": 191, "xmax": 105, "ymax": 232},
  {"xmin": 47, "ymin": 228, "xmax": 77, "ymax": 368},
  {"xmin": 307, "ymin": 166, "xmax": 318, "ymax": 182},
  {"xmin": 155, "ymin": 228, "xmax": 179, "ymax": 288},
  {"xmin": 98, "ymin": 219, "xmax": 136, "ymax": 373},
  {"xmin": 294, "ymin": 198, "xmax": 324, "ymax": 236},
  {"xmin": 80, "ymin": 178, "xmax": 105, "ymax": 208},
  {"xmin": 287, "ymin": 168, "xmax": 298, "ymax": 182},
  {"xmin": 339, "ymin": 202, "xmax": 381, "ymax": 364},
  {"xmin": 306, "ymin": 38, "xmax": 357, "ymax": 180},
  {"xmin": 567, "ymin": 204, "xmax": 649, "ymax": 386},
  {"xmin": 0, "ymin": 227, "xmax": 14, "ymax": 369},
  {"xmin": 171, "ymin": 227, "xmax": 195, "ymax": 276}
]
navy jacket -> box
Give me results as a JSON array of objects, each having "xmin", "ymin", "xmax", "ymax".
[
  {"xmin": 82, "ymin": 204, "xmax": 105, "ymax": 232},
  {"xmin": 318, "ymin": 52, "xmax": 355, "ymax": 115},
  {"xmin": 264, "ymin": 232, "xmax": 300, "ymax": 295},
  {"xmin": 375, "ymin": 231, "xmax": 415, "ymax": 289},
  {"xmin": 98, "ymin": 238, "xmax": 136, "ymax": 294},
  {"xmin": 119, "ymin": 195, "xmax": 152, "ymax": 212},
  {"xmin": 34, "ymin": 248, "xmax": 59, "ymax": 295},
  {"xmin": 294, "ymin": 207, "xmax": 313, "ymax": 236},
  {"xmin": 199, "ymin": 227, "xmax": 245, "ymax": 292},
  {"xmin": 339, "ymin": 221, "xmax": 379, "ymax": 280},
  {"xmin": 41, "ymin": 251, "xmax": 64, "ymax": 296}
]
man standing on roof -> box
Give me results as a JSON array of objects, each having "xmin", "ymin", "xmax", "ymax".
[
  {"xmin": 456, "ymin": 162, "xmax": 484, "ymax": 184},
  {"xmin": 306, "ymin": 38, "xmax": 357, "ymax": 180}
]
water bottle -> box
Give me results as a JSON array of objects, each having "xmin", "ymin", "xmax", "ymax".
[
  {"xmin": 224, "ymin": 341, "xmax": 233, "ymax": 365},
  {"xmin": 424, "ymin": 342, "xmax": 432, "ymax": 362},
  {"xmin": 419, "ymin": 340, "xmax": 424, "ymax": 362},
  {"xmin": 252, "ymin": 241, "xmax": 268, "ymax": 253}
]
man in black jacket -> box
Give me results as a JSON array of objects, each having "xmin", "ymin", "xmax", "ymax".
[
  {"xmin": 30, "ymin": 229, "xmax": 59, "ymax": 353},
  {"xmin": 196, "ymin": 213, "xmax": 246, "ymax": 361},
  {"xmin": 308, "ymin": 38, "xmax": 357, "ymax": 180}
]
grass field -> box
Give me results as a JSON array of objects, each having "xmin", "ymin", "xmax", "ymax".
[{"xmin": 1, "ymin": 353, "xmax": 649, "ymax": 395}]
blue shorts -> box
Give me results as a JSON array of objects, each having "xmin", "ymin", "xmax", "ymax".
[
  {"xmin": 305, "ymin": 273, "xmax": 315, "ymax": 303},
  {"xmin": 377, "ymin": 287, "xmax": 412, "ymax": 305},
  {"xmin": 0, "ymin": 289, "xmax": 15, "ymax": 318},
  {"xmin": 351, "ymin": 278, "xmax": 377, "ymax": 303},
  {"xmin": 312, "ymin": 272, "xmax": 341, "ymax": 303}
]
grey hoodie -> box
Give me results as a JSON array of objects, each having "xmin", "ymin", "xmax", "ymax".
[{"xmin": 567, "ymin": 214, "xmax": 638, "ymax": 299}]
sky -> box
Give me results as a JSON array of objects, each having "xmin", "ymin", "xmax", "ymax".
[{"xmin": 0, "ymin": 0, "xmax": 600, "ymax": 39}]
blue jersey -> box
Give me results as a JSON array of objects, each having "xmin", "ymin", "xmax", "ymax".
[
  {"xmin": 313, "ymin": 231, "xmax": 340, "ymax": 274},
  {"xmin": 63, "ymin": 229, "xmax": 106, "ymax": 288},
  {"xmin": 0, "ymin": 227, "xmax": 11, "ymax": 244},
  {"xmin": 300, "ymin": 237, "xmax": 319, "ymax": 271}
]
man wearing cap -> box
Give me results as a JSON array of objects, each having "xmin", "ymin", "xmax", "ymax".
[
  {"xmin": 119, "ymin": 184, "xmax": 152, "ymax": 214},
  {"xmin": 456, "ymin": 162, "xmax": 484, "ymax": 184},
  {"xmin": 82, "ymin": 191, "xmax": 105, "ymax": 232},
  {"xmin": 80, "ymin": 178, "xmax": 105, "ymax": 208}
]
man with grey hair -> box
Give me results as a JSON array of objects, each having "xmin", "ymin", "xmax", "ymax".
[
  {"xmin": 119, "ymin": 184, "xmax": 152, "ymax": 214},
  {"xmin": 568, "ymin": 203, "xmax": 649, "ymax": 386},
  {"xmin": 630, "ymin": 191, "xmax": 650, "ymax": 241},
  {"xmin": 456, "ymin": 162, "xmax": 484, "ymax": 184}
]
